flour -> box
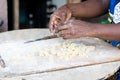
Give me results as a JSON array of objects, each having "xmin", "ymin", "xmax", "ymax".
[
  {"xmin": 41, "ymin": 40, "xmax": 95, "ymax": 61},
  {"xmin": 0, "ymin": 39, "xmax": 95, "ymax": 74}
]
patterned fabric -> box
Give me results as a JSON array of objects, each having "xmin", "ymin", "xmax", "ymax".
[
  {"xmin": 108, "ymin": 0, "xmax": 120, "ymax": 48},
  {"xmin": 108, "ymin": 1, "xmax": 120, "ymax": 80},
  {"xmin": 108, "ymin": 0, "xmax": 120, "ymax": 23},
  {"xmin": 113, "ymin": 2, "xmax": 120, "ymax": 24},
  {"xmin": 109, "ymin": 0, "xmax": 120, "ymax": 14}
]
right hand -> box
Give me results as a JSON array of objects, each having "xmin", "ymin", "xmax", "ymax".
[
  {"xmin": 49, "ymin": 5, "xmax": 72, "ymax": 34},
  {"xmin": 57, "ymin": 19, "xmax": 96, "ymax": 39}
]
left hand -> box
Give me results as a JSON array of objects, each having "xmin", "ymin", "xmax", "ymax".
[
  {"xmin": 57, "ymin": 20, "xmax": 96, "ymax": 39},
  {"xmin": 49, "ymin": 5, "xmax": 72, "ymax": 34}
]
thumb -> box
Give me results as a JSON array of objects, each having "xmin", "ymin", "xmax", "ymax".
[{"xmin": 66, "ymin": 12, "xmax": 72, "ymax": 21}]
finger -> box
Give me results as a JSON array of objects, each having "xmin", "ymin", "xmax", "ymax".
[
  {"xmin": 54, "ymin": 18, "xmax": 61, "ymax": 25},
  {"xmin": 62, "ymin": 35, "xmax": 72, "ymax": 40},
  {"xmin": 60, "ymin": 12, "xmax": 66, "ymax": 22},
  {"xmin": 59, "ymin": 29, "xmax": 71, "ymax": 36},
  {"xmin": 49, "ymin": 17, "xmax": 55, "ymax": 33},
  {"xmin": 55, "ymin": 23, "xmax": 64, "ymax": 33},
  {"xmin": 49, "ymin": 15, "xmax": 60, "ymax": 33},
  {"xmin": 66, "ymin": 12, "xmax": 72, "ymax": 21},
  {"xmin": 58, "ymin": 25, "xmax": 69, "ymax": 31}
]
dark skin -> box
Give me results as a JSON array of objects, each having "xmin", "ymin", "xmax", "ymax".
[{"xmin": 49, "ymin": 0, "xmax": 120, "ymax": 40}]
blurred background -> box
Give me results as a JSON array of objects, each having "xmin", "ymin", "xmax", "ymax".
[{"xmin": 0, "ymin": 0, "xmax": 107, "ymax": 32}]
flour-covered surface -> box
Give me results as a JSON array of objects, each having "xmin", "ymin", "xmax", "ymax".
[
  {"xmin": 0, "ymin": 38, "xmax": 95, "ymax": 75},
  {"xmin": 0, "ymin": 29, "xmax": 120, "ymax": 80},
  {"xmin": 1, "ymin": 62, "xmax": 120, "ymax": 80}
]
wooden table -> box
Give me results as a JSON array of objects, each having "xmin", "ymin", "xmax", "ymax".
[{"xmin": 0, "ymin": 29, "xmax": 120, "ymax": 80}]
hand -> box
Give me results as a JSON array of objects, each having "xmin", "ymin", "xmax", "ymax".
[
  {"xmin": 57, "ymin": 20, "xmax": 96, "ymax": 39},
  {"xmin": 49, "ymin": 5, "xmax": 72, "ymax": 34}
]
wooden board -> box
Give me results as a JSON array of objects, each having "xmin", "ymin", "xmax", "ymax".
[{"xmin": 0, "ymin": 29, "xmax": 120, "ymax": 80}]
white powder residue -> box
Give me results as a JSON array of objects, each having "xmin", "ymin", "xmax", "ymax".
[{"xmin": 0, "ymin": 40, "xmax": 95, "ymax": 73}]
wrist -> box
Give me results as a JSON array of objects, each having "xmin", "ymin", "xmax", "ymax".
[
  {"xmin": 89, "ymin": 23, "xmax": 107, "ymax": 39},
  {"xmin": 87, "ymin": 23, "xmax": 99, "ymax": 37}
]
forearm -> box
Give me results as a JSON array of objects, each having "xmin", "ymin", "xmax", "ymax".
[
  {"xmin": 92, "ymin": 24, "xmax": 120, "ymax": 40},
  {"xmin": 66, "ymin": 0, "xmax": 109, "ymax": 18}
]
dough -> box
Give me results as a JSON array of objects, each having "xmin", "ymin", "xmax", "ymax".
[
  {"xmin": 39, "ymin": 40, "xmax": 95, "ymax": 61},
  {"xmin": 0, "ymin": 39, "xmax": 95, "ymax": 74}
]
